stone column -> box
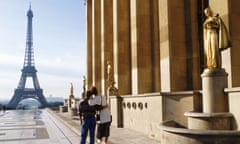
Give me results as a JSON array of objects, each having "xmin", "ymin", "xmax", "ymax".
[
  {"xmin": 86, "ymin": 0, "xmax": 93, "ymax": 88},
  {"xmin": 113, "ymin": 0, "xmax": 131, "ymax": 95},
  {"xmin": 189, "ymin": 0, "xmax": 201, "ymax": 90},
  {"xmin": 92, "ymin": 0, "xmax": 101, "ymax": 90},
  {"xmin": 130, "ymin": 0, "xmax": 153, "ymax": 94},
  {"xmin": 101, "ymin": 0, "xmax": 113, "ymax": 95},
  {"xmin": 229, "ymin": 1, "xmax": 240, "ymax": 87},
  {"xmin": 159, "ymin": 0, "xmax": 188, "ymax": 91},
  {"xmin": 152, "ymin": 0, "xmax": 160, "ymax": 92},
  {"xmin": 159, "ymin": 0, "xmax": 170, "ymax": 91}
]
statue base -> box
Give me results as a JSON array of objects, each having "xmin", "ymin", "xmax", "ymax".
[
  {"xmin": 184, "ymin": 111, "xmax": 233, "ymax": 130},
  {"xmin": 107, "ymin": 86, "xmax": 123, "ymax": 127},
  {"xmin": 201, "ymin": 68, "xmax": 228, "ymax": 113}
]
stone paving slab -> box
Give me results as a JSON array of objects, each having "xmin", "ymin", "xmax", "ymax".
[
  {"xmin": 0, "ymin": 129, "xmax": 36, "ymax": 140},
  {"xmin": 0, "ymin": 121, "xmax": 36, "ymax": 127}
]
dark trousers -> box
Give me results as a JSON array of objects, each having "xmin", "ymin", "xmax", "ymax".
[{"xmin": 80, "ymin": 117, "xmax": 96, "ymax": 144}]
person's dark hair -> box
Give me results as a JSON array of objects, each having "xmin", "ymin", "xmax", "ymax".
[
  {"xmin": 86, "ymin": 90, "xmax": 92, "ymax": 99},
  {"xmin": 90, "ymin": 86, "xmax": 98, "ymax": 95}
]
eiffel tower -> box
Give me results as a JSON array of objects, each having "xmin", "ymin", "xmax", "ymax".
[{"xmin": 7, "ymin": 5, "xmax": 48, "ymax": 109}]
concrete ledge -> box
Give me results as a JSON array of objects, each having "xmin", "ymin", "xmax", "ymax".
[
  {"xmin": 159, "ymin": 120, "xmax": 240, "ymax": 135},
  {"xmin": 159, "ymin": 120, "xmax": 240, "ymax": 144},
  {"xmin": 184, "ymin": 111, "xmax": 233, "ymax": 118},
  {"xmin": 160, "ymin": 90, "xmax": 200, "ymax": 97},
  {"xmin": 159, "ymin": 121, "xmax": 240, "ymax": 144},
  {"xmin": 225, "ymin": 87, "xmax": 240, "ymax": 93}
]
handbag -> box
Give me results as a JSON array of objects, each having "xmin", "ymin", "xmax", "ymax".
[
  {"xmin": 96, "ymin": 114, "xmax": 100, "ymax": 121},
  {"xmin": 95, "ymin": 105, "xmax": 103, "ymax": 111},
  {"xmin": 95, "ymin": 96, "xmax": 102, "ymax": 121}
]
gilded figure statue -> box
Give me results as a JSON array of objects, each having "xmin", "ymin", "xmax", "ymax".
[
  {"xmin": 106, "ymin": 60, "xmax": 118, "ymax": 95},
  {"xmin": 107, "ymin": 61, "xmax": 113, "ymax": 84},
  {"xmin": 203, "ymin": 8, "xmax": 231, "ymax": 69},
  {"xmin": 83, "ymin": 76, "xmax": 86, "ymax": 92},
  {"xmin": 70, "ymin": 82, "xmax": 74, "ymax": 96}
]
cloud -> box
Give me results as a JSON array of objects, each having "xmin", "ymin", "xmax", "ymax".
[
  {"xmin": 35, "ymin": 73, "xmax": 84, "ymax": 99},
  {"xmin": 0, "ymin": 54, "xmax": 22, "ymax": 66},
  {"xmin": 0, "ymin": 51, "xmax": 85, "ymax": 77}
]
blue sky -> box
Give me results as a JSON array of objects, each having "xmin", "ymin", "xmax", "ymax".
[{"xmin": 0, "ymin": 1, "xmax": 86, "ymax": 100}]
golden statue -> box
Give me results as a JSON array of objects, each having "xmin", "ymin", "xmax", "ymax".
[
  {"xmin": 69, "ymin": 82, "xmax": 74, "ymax": 108},
  {"xmin": 203, "ymin": 8, "xmax": 231, "ymax": 69},
  {"xmin": 82, "ymin": 76, "xmax": 86, "ymax": 99},
  {"xmin": 106, "ymin": 61, "xmax": 119, "ymax": 96},
  {"xmin": 83, "ymin": 76, "xmax": 86, "ymax": 91},
  {"xmin": 70, "ymin": 82, "xmax": 74, "ymax": 96},
  {"xmin": 107, "ymin": 61, "xmax": 114, "ymax": 85}
]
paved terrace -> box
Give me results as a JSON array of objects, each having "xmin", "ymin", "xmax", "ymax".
[
  {"xmin": 0, "ymin": 109, "xmax": 79, "ymax": 144},
  {"xmin": 0, "ymin": 109, "xmax": 160, "ymax": 144}
]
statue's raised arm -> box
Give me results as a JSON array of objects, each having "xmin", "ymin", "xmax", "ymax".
[{"xmin": 203, "ymin": 8, "xmax": 231, "ymax": 69}]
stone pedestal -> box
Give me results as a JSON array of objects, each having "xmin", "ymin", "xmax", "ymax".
[
  {"xmin": 59, "ymin": 106, "xmax": 68, "ymax": 112},
  {"xmin": 108, "ymin": 86, "xmax": 123, "ymax": 127},
  {"xmin": 184, "ymin": 69, "xmax": 231, "ymax": 130},
  {"xmin": 185, "ymin": 112, "xmax": 233, "ymax": 130},
  {"xmin": 183, "ymin": 69, "xmax": 231, "ymax": 130},
  {"xmin": 70, "ymin": 107, "xmax": 78, "ymax": 117},
  {"xmin": 201, "ymin": 69, "xmax": 228, "ymax": 113},
  {"xmin": 107, "ymin": 86, "xmax": 118, "ymax": 97},
  {"xmin": 109, "ymin": 95, "xmax": 123, "ymax": 127}
]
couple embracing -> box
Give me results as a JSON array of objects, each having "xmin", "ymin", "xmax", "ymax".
[{"xmin": 79, "ymin": 86, "xmax": 111, "ymax": 144}]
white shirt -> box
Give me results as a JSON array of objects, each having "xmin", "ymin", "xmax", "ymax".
[{"xmin": 88, "ymin": 95, "xmax": 111, "ymax": 123}]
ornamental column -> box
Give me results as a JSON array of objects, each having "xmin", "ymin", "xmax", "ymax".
[
  {"xmin": 228, "ymin": 0, "xmax": 240, "ymax": 87},
  {"xmin": 92, "ymin": 0, "xmax": 101, "ymax": 91},
  {"xmin": 159, "ymin": 0, "xmax": 189, "ymax": 91},
  {"xmin": 113, "ymin": 0, "xmax": 131, "ymax": 95},
  {"xmin": 86, "ymin": 0, "xmax": 93, "ymax": 88},
  {"xmin": 152, "ymin": 0, "xmax": 160, "ymax": 92},
  {"xmin": 130, "ymin": 0, "xmax": 153, "ymax": 94},
  {"xmin": 100, "ymin": 0, "xmax": 113, "ymax": 95}
]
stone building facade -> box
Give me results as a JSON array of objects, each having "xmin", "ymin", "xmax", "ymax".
[{"xmin": 85, "ymin": 0, "xmax": 240, "ymax": 142}]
